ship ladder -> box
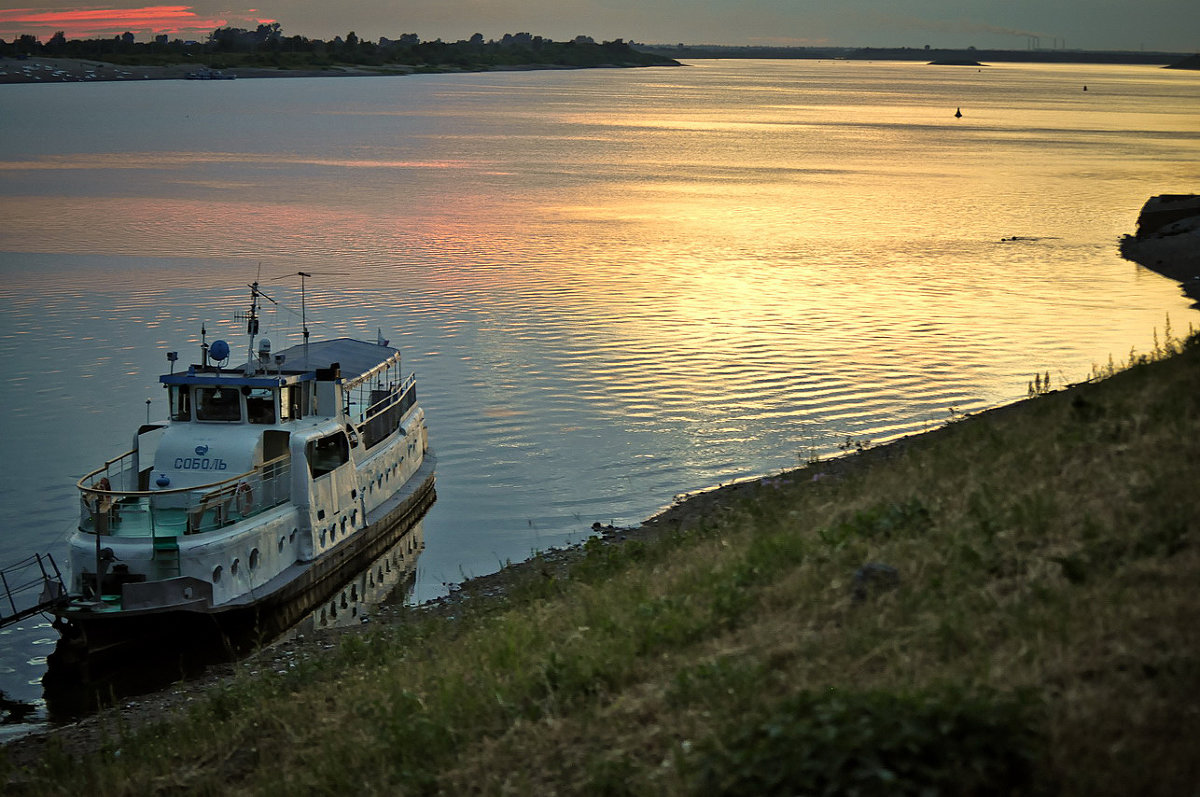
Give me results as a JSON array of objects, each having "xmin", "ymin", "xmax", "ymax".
[
  {"xmin": 152, "ymin": 533, "xmax": 181, "ymax": 579},
  {"xmin": 0, "ymin": 553, "xmax": 67, "ymax": 629}
]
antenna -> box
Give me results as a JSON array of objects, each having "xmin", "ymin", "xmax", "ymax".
[
  {"xmin": 298, "ymin": 271, "xmax": 311, "ymax": 361},
  {"xmin": 272, "ymin": 270, "xmax": 319, "ymax": 363},
  {"xmin": 234, "ymin": 281, "xmax": 277, "ymax": 375}
]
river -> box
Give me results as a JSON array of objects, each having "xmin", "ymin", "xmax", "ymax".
[{"xmin": 1, "ymin": 58, "xmax": 1198, "ymax": 729}]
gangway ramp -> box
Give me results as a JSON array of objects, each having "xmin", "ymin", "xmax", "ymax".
[{"xmin": 0, "ymin": 553, "xmax": 66, "ymax": 628}]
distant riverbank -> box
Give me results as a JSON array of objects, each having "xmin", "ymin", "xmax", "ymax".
[{"xmin": 0, "ymin": 56, "xmax": 677, "ymax": 84}]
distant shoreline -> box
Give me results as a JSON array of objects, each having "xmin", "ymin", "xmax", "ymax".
[
  {"xmin": 5, "ymin": 49, "xmax": 1196, "ymax": 85},
  {"xmin": 637, "ymin": 44, "xmax": 1198, "ymax": 67},
  {"xmin": 0, "ymin": 56, "xmax": 673, "ymax": 85}
]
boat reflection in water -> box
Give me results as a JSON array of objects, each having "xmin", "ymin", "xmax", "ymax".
[
  {"xmin": 289, "ymin": 518, "xmax": 424, "ymax": 636},
  {"xmin": 41, "ymin": 519, "xmax": 427, "ymax": 721}
]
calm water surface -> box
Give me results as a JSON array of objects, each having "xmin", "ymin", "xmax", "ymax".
[{"xmin": 1, "ymin": 59, "xmax": 1198, "ymax": 726}]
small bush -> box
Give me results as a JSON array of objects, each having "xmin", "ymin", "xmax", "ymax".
[
  {"xmin": 689, "ymin": 686, "xmax": 1044, "ymax": 796},
  {"xmin": 820, "ymin": 498, "xmax": 931, "ymax": 549}
]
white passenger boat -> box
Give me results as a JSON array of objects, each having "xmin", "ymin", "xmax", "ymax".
[{"xmin": 51, "ymin": 282, "xmax": 435, "ymax": 654}]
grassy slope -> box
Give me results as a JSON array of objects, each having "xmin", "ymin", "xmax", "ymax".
[{"xmin": 5, "ymin": 338, "xmax": 1199, "ymax": 795}]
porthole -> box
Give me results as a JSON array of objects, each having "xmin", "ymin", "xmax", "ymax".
[
  {"xmin": 231, "ymin": 558, "xmax": 240, "ymax": 576},
  {"xmin": 278, "ymin": 537, "xmax": 285, "ymax": 553},
  {"xmin": 320, "ymin": 529, "xmax": 327, "ymax": 545},
  {"xmin": 341, "ymin": 517, "xmax": 348, "ymax": 533},
  {"xmin": 212, "ymin": 565, "xmax": 223, "ymax": 583},
  {"xmin": 249, "ymin": 548, "xmax": 260, "ymax": 570},
  {"xmin": 290, "ymin": 528, "xmax": 297, "ymax": 543},
  {"xmin": 183, "ymin": 586, "xmax": 193, "ymax": 600}
]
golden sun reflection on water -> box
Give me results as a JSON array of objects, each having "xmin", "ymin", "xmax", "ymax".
[{"xmin": 0, "ymin": 60, "xmax": 1197, "ymax": 588}]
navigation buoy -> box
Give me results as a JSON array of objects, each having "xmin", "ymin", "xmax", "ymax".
[{"xmin": 954, "ymin": 107, "xmax": 962, "ymax": 118}]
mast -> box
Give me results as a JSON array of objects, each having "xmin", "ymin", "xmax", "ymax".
[
  {"xmin": 244, "ymin": 282, "xmax": 261, "ymax": 375},
  {"xmin": 299, "ymin": 271, "xmax": 311, "ymax": 364},
  {"xmin": 238, "ymin": 281, "xmax": 278, "ymax": 375}
]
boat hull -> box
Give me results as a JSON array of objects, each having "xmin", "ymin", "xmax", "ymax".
[{"xmin": 49, "ymin": 458, "xmax": 435, "ymax": 662}]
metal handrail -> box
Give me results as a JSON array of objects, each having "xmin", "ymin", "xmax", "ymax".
[
  {"xmin": 0, "ymin": 553, "xmax": 66, "ymax": 628},
  {"xmin": 76, "ymin": 454, "xmax": 286, "ymax": 499},
  {"xmin": 77, "ymin": 454, "xmax": 292, "ymax": 536},
  {"xmin": 355, "ymin": 373, "xmax": 416, "ymax": 423}
]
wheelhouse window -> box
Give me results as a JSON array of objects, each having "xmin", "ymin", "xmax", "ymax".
[
  {"xmin": 306, "ymin": 432, "xmax": 349, "ymax": 478},
  {"xmin": 247, "ymin": 388, "xmax": 277, "ymax": 424},
  {"xmin": 195, "ymin": 387, "xmax": 241, "ymax": 421},
  {"xmin": 169, "ymin": 386, "xmax": 191, "ymax": 421}
]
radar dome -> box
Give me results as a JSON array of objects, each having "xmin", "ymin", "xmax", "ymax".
[{"xmin": 210, "ymin": 339, "xmax": 231, "ymax": 362}]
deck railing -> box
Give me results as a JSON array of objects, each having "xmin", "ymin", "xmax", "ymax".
[
  {"xmin": 354, "ymin": 374, "xmax": 417, "ymax": 451},
  {"xmin": 0, "ymin": 553, "xmax": 65, "ymax": 628},
  {"xmin": 77, "ymin": 454, "xmax": 291, "ymax": 536}
]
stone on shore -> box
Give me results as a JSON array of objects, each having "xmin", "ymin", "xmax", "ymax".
[{"xmin": 1119, "ymin": 194, "xmax": 1200, "ymax": 303}]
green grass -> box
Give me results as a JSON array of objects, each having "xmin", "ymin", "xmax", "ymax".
[{"xmin": 4, "ymin": 333, "xmax": 1199, "ymax": 795}]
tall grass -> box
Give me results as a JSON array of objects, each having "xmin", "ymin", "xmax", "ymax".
[{"xmin": 4, "ymin": 333, "xmax": 1199, "ymax": 795}]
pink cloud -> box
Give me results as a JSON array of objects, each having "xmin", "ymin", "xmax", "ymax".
[{"xmin": 0, "ymin": 5, "xmax": 274, "ymax": 41}]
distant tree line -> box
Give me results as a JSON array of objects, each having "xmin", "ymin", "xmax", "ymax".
[{"xmin": 0, "ymin": 24, "xmax": 679, "ymax": 69}]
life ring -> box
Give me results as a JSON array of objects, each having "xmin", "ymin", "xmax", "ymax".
[{"xmin": 236, "ymin": 481, "xmax": 253, "ymax": 515}]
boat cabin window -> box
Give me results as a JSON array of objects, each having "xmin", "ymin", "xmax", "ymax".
[
  {"xmin": 169, "ymin": 386, "xmax": 191, "ymax": 421},
  {"xmin": 306, "ymin": 432, "xmax": 350, "ymax": 478},
  {"xmin": 246, "ymin": 388, "xmax": 276, "ymax": 425},
  {"xmin": 195, "ymin": 387, "xmax": 241, "ymax": 422}
]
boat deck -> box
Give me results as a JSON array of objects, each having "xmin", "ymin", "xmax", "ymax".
[
  {"xmin": 95, "ymin": 498, "xmax": 187, "ymax": 538},
  {"xmin": 88, "ymin": 495, "xmax": 279, "ymax": 538}
]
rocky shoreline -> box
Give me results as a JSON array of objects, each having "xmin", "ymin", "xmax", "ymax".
[{"xmin": 1119, "ymin": 194, "xmax": 1200, "ymax": 305}]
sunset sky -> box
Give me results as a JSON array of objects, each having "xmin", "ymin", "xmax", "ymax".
[{"xmin": 1, "ymin": 1, "xmax": 1197, "ymax": 52}]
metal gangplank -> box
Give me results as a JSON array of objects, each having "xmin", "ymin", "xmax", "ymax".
[{"xmin": 0, "ymin": 553, "xmax": 67, "ymax": 628}]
